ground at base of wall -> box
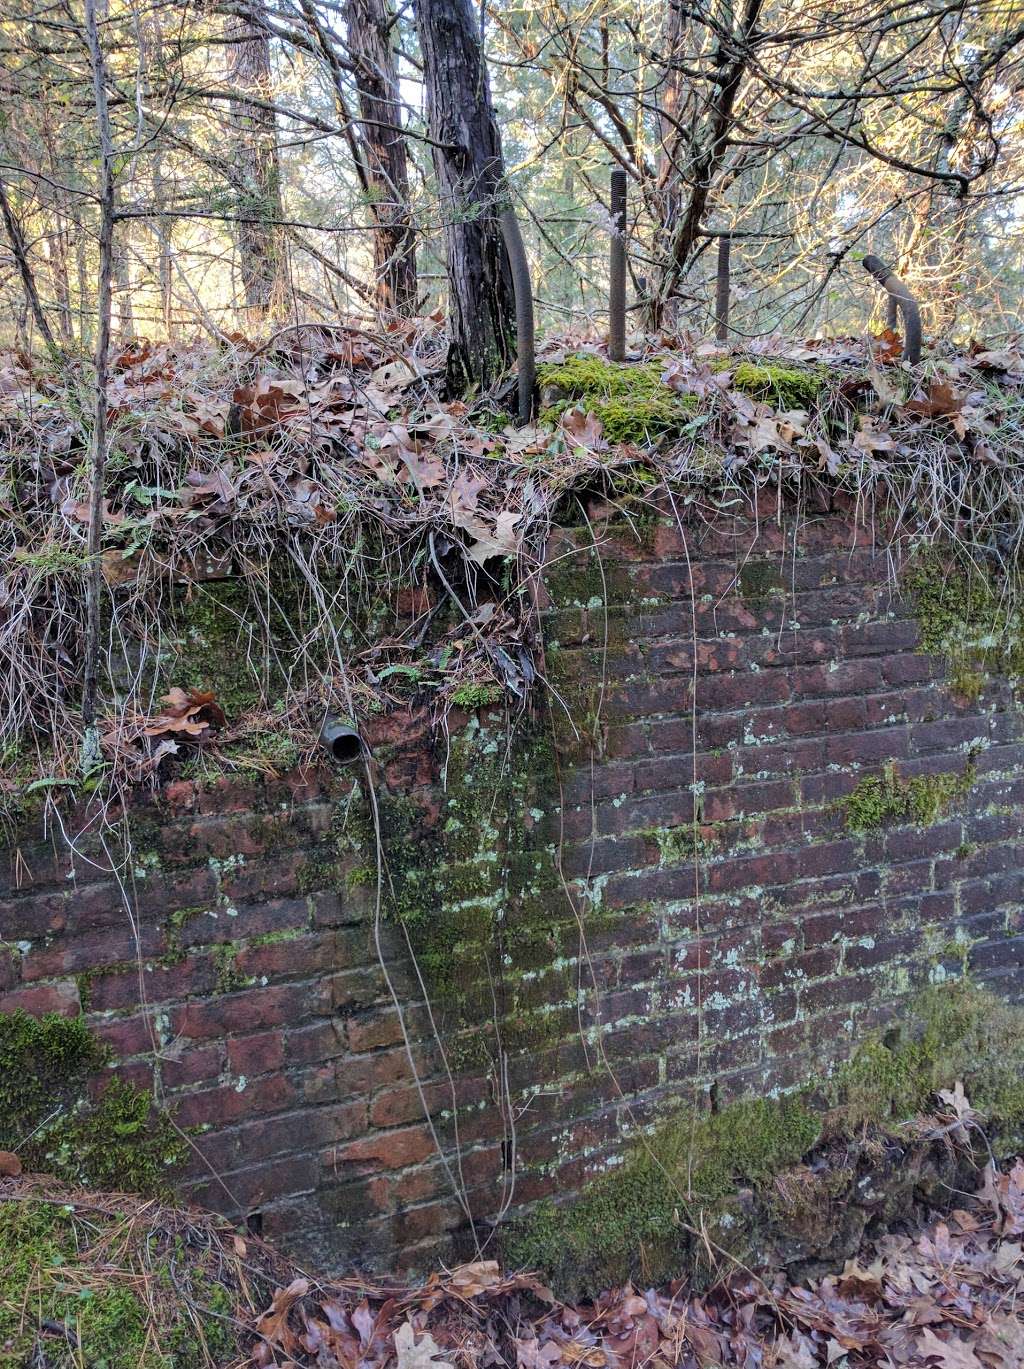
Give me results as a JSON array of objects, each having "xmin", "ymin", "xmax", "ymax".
[{"xmin": 6, "ymin": 1159, "xmax": 1024, "ymax": 1369}]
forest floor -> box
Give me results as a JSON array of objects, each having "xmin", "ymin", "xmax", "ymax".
[{"xmin": 3, "ymin": 1160, "xmax": 1024, "ymax": 1369}]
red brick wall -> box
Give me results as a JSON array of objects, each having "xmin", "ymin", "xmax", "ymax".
[{"xmin": 3, "ymin": 500, "xmax": 1023, "ymax": 1273}]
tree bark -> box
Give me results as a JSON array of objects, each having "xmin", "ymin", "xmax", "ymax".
[
  {"xmin": 224, "ymin": 0, "xmax": 286, "ymax": 319},
  {"xmin": 346, "ymin": 0, "xmax": 417, "ymax": 315},
  {"xmin": 414, "ymin": 0, "xmax": 517, "ymax": 393}
]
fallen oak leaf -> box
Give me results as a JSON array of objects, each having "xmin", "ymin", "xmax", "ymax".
[
  {"xmin": 905, "ymin": 379, "xmax": 964, "ymax": 420},
  {"xmin": 253, "ymin": 1278, "xmax": 310, "ymax": 1358},
  {"xmin": 395, "ymin": 1320, "xmax": 455, "ymax": 1369}
]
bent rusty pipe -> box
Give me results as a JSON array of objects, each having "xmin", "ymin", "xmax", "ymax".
[
  {"xmin": 862, "ymin": 254, "xmax": 922, "ymax": 365},
  {"xmin": 608, "ymin": 169, "xmax": 627, "ymax": 361},
  {"xmin": 498, "ymin": 205, "xmax": 535, "ymax": 424},
  {"xmin": 714, "ymin": 233, "xmax": 731, "ymax": 342}
]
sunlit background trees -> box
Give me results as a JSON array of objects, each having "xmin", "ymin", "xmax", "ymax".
[{"xmin": 1, "ymin": 0, "xmax": 1021, "ymax": 355}]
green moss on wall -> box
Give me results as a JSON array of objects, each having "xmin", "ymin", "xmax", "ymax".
[
  {"xmin": 738, "ymin": 559, "xmax": 785, "ymax": 608},
  {"xmin": 503, "ymin": 981, "xmax": 1024, "ymax": 1296},
  {"xmin": 907, "ymin": 548, "xmax": 1024, "ymax": 695},
  {"xmin": 538, "ymin": 356, "xmax": 695, "ymax": 445},
  {"xmin": 0, "ymin": 1011, "xmax": 185, "ymax": 1195},
  {"xmin": 841, "ymin": 759, "xmax": 974, "ymax": 832},
  {"xmin": 335, "ymin": 714, "xmax": 570, "ymax": 1064},
  {"xmin": 504, "ymin": 1095, "xmax": 820, "ymax": 1296},
  {"xmin": 827, "ymin": 982, "xmax": 1024, "ymax": 1138}
]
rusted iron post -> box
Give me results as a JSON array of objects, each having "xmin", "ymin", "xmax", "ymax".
[
  {"xmin": 715, "ymin": 233, "xmax": 731, "ymax": 341},
  {"xmin": 862, "ymin": 253, "xmax": 922, "ymax": 364},
  {"xmin": 609, "ymin": 168, "xmax": 627, "ymax": 361},
  {"xmin": 499, "ymin": 205, "xmax": 535, "ymax": 424}
]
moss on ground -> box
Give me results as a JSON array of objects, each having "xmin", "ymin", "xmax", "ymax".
[
  {"xmin": 537, "ymin": 356, "xmax": 695, "ymax": 444},
  {"xmin": 841, "ymin": 759, "xmax": 975, "ymax": 832},
  {"xmin": 730, "ymin": 360, "xmax": 825, "ymax": 410},
  {"xmin": 503, "ymin": 981, "xmax": 1024, "ymax": 1296},
  {"xmin": 0, "ymin": 1194, "xmax": 243, "ymax": 1368},
  {"xmin": 0, "ymin": 1011, "xmax": 185, "ymax": 1195}
]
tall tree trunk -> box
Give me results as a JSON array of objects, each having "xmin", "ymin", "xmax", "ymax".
[
  {"xmin": 45, "ymin": 224, "xmax": 73, "ymax": 343},
  {"xmin": 346, "ymin": 0, "xmax": 417, "ymax": 315},
  {"xmin": 414, "ymin": 0, "xmax": 517, "ymax": 393},
  {"xmin": 225, "ymin": 0, "xmax": 286, "ymax": 319},
  {"xmin": 113, "ymin": 237, "xmax": 133, "ymax": 336}
]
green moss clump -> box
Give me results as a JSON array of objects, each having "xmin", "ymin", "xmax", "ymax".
[
  {"xmin": 0, "ymin": 1011, "xmax": 186, "ymax": 1195},
  {"xmin": 450, "ymin": 681, "xmax": 503, "ymax": 709},
  {"xmin": 641, "ymin": 825, "xmax": 714, "ymax": 865},
  {"xmin": 841, "ymin": 759, "xmax": 974, "ymax": 832},
  {"xmin": 730, "ymin": 361, "xmax": 824, "ymax": 410},
  {"xmin": 537, "ymin": 356, "xmax": 695, "ymax": 445},
  {"xmin": 505, "ymin": 982, "xmax": 1024, "ymax": 1296}
]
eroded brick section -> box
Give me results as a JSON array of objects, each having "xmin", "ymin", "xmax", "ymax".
[{"xmin": 2, "ymin": 501, "xmax": 1023, "ymax": 1273}]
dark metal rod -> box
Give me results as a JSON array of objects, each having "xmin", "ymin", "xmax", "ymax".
[
  {"xmin": 715, "ymin": 233, "xmax": 731, "ymax": 342},
  {"xmin": 862, "ymin": 253, "xmax": 922, "ymax": 365},
  {"xmin": 608, "ymin": 169, "xmax": 627, "ymax": 362},
  {"xmin": 499, "ymin": 205, "xmax": 535, "ymax": 424}
]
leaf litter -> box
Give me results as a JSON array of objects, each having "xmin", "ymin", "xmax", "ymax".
[{"xmin": 239, "ymin": 1162, "xmax": 1024, "ymax": 1369}]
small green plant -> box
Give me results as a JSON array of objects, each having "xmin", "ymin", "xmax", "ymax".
[{"xmin": 451, "ymin": 681, "xmax": 503, "ymax": 709}]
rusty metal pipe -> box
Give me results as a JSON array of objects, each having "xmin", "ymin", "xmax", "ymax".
[
  {"xmin": 714, "ymin": 233, "xmax": 731, "ymax": 342},
  {"xmin": 608, "ymin": 169, "xmax": 627, "ymax": 361},
  {"xmin": 319, "ymin": 715, "xmax": 365, "ymax": 765},
  {"xmin": 862, "ymin": 254, "xmax": 922, "ymax": 365},
  {"xmin": 498, "ymin": 205, "xmax": 535, "ymax": 424}
]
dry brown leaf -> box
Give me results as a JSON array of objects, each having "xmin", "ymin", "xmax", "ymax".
[{"xmin": 0, "ymin": 1151, "xmax": 22, "ymax": 1176}]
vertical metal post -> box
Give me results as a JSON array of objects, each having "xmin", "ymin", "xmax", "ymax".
[
  {"xmin": 714, "ymin": 233, "xmax": 731, "ymax": 342},
  {"xmin": 608, "ymin": 168, "xmax": 627, "ymax": 362}
]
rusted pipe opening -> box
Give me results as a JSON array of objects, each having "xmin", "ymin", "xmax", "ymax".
[
  {"xmin": 319, "ymin": 716, "xmax": 365, "ymax": 765},
  {"xmin": 862, "ymin": 253, "xmax": 922, "ymax": 365}
]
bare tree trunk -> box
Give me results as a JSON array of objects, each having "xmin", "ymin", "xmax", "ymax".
[
  {"xmin": 113, "ymin": 236, "xmax": 133, "ymax": 336},
  {"xmin": 82, "ymin": 0, "xmax": 116, "ymax": 742},
  {"xmin": 414, "ymin": 0, "xmax": 517, "ymax": 393},
  {"xmin": 0, "ymin": 173, "xmax": 56, "ymax": 351},
  {"xmin": 45, "ymin": 225, "xmax": 73, "ymax": 343},
  {"xmin": 224, "ymin": 0, "xmax": 286, "ymax": 319},
  {"xmin": 346, "ymin": 0, "xmax": 417, "ymax": 315},
  {"xmin": 654, "ymin": 0, "xmax": 763, "ymax": 317}
]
